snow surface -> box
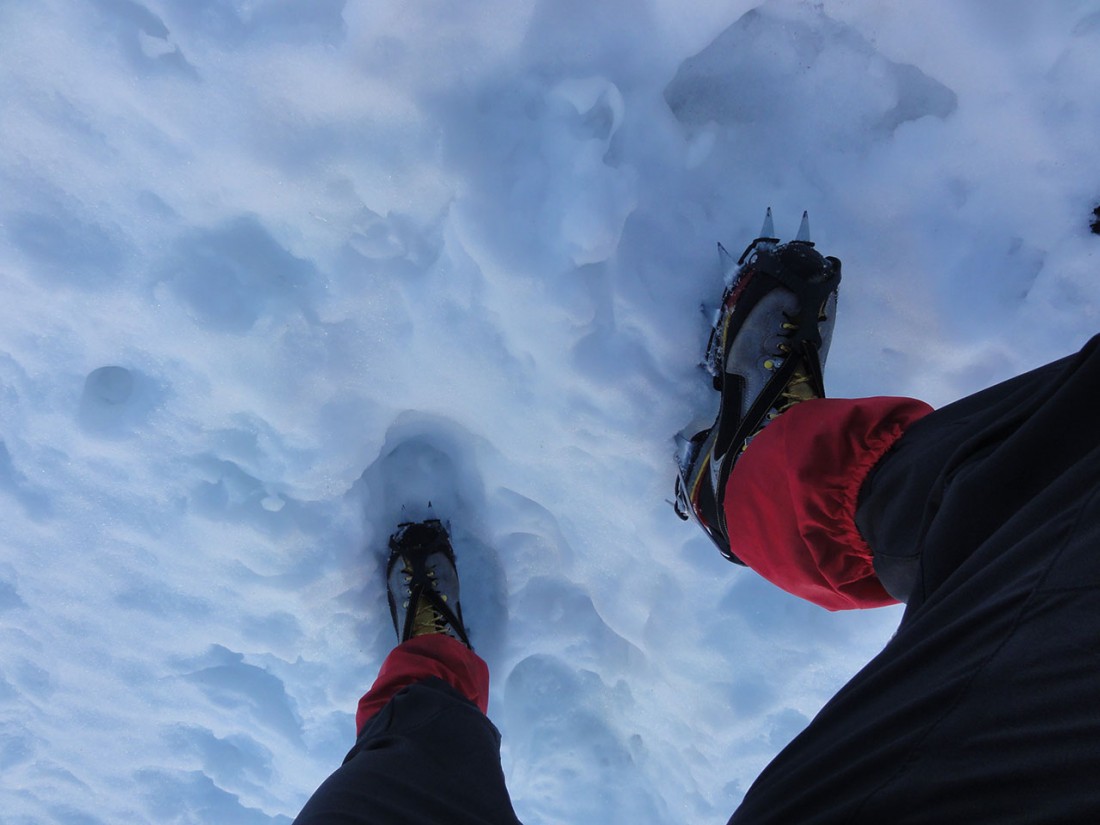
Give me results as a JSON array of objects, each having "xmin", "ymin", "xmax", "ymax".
[{"xmin": 2, "ymin": 0, "xmax": 1099, "ymax": 822}]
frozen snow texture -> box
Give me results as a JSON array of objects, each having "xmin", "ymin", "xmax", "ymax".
[
  {"xmin": 1, "ymin": 0, "xmax": 1099, "ymax": 822},
  {"xmin": 664, "ymin": 5, "xmax": 958, "ymax": 137}
]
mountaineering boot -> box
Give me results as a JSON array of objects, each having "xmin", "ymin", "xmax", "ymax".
[
  {"xmin": 386, "ymin": 518, "xmax": 473, "ymax": 648},
  {"xmin": 674, "ymin": 210, "xmax": 841, "ymax": 564}
]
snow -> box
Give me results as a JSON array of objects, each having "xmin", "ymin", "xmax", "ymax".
[{"xmin": 1, "ymin": 0, "xmax": 1099, "ymax": 822}]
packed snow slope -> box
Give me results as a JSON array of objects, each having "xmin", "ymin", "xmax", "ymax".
[{"xmin": 2, "ymin": 1, "xmax": 1099, "ymax": 822}]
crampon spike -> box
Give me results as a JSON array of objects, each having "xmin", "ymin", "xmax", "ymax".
[
  {"xmin": 717, "ymin": 242, "xmax": 738, "ymax": 285},
  {"xmin": 760, "ymin": 207, "xmax": 775, "ymax": 239},
  {"xmin": 795, "ymin": 211, "xmax": 812, "ymax": 243}
]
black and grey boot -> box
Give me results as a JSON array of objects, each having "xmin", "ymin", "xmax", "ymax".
[
  {"xmin": 386, "ymin": 519, "xmax": 472, "ymax": 648},
  {"xmin": 674, "ymin": 210, "xmax": 841, "ymax": 563}
]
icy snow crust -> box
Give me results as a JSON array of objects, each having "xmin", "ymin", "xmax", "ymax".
[{"xmin": 2, "ymin": 0, "xmax": 1099, "ymax": 822}]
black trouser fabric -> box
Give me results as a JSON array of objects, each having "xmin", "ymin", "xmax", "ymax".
[
  {"xmin": 293, "ymin": 677, "xmax": 522, "ymax": 825},
  {"xmin": 730, "ymin": 334, "xmax": 1100, "ymax": 824}
]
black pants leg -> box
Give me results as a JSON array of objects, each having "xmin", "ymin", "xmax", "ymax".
[
  {"xmin": 294, "ymin": 678, "xmax": 522, "ymax": 825},
  {"xmin": 730, "ymin": 335, "xmax": 1100, "ymax": 824}
]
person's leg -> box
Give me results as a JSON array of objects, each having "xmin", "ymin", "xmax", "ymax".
[
  {"xmin": 726, "ymin": 335, "xmax": 1100, "ymax": 823},
  {"xmin": 295, "ymin": 521, "xmax": 522, "ymax": 825},
  {"xmin": 856, "ymin": 335, "xmax": 1100, "ymax": 611},
  {"xmin": 677, "ymin": 224, "xmax": 1100, "ymax": 818},
  {"xmin": 295, "ymin": 637, "xmax": 521, "ymax": 825}
]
